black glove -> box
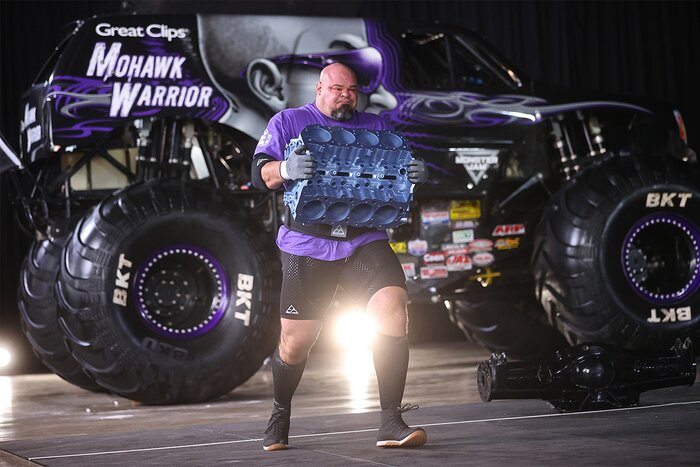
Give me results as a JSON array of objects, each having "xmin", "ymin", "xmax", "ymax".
[
  {"xmin": 407, "ymin": 159, "xmax": 428, "ymax": 184},
  {"xmin": 281, "ymin": 145, "xmax": 315, "ymax": 180}
]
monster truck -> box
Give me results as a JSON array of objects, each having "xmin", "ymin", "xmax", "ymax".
[{"xmin": 3, "ymin": 14, "xmax": 698, "ymax": 404}]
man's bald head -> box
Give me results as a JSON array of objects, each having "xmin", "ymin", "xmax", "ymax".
[
  {"xmin": 319, "ymin": 63, "xmax": 357, "ymax": 83},
  {"xmin": 315, "ymin": 63, "xmax": 359, "ymax": 121}
]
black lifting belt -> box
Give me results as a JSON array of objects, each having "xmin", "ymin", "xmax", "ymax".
[{"xmin": 284, "ymin": 207, "xmax": 375, "ymax": 240}]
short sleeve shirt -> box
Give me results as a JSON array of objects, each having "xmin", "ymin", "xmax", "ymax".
[{"xmin": 255, "ymin": 102, "xmax": 390, "ymax": 261}]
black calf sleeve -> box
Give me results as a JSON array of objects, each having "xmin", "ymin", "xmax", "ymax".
[
  {"xmin": 271, "ymin": 348, "xmax": 307, "ymax": 408},
  {"xmin": 373, "ymin": 334, "xmax": 409, "ymax": 410}
]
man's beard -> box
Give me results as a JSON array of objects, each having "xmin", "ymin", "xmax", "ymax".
[{"xmin": 331, "ymin": 104, "xmax": 354, "ymax": 121}]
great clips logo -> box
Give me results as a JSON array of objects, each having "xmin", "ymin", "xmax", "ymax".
[{"xmin": 95, "ymin": 23, "xmax": 188, "ymax": 41}]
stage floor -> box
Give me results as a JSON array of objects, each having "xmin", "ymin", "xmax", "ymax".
[{"xmin": 1, "ymin": 341, "xmax": 698, "ymax": 466}]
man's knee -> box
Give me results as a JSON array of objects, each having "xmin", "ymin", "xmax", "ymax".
[
  {"xmin": 278, "ymin": 319, "xmax": 321, "ymax": 364},
  {"xmin": 368, "ymin": 287, "xmax": 409, "ymax": 336}
]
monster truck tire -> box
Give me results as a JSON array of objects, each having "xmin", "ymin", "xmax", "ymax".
[
  {"xmin": 446, "ymin": 291, "xmax": 566, "ymax": 360},
  {"xmin": 18, "ymin": 231, "xmax": 102, "ymax": 391},
  {"xmin": 532, "ymin": 156, "xmax": 700, "ymax": 349},
  {"xmin": 56, "ymin": 180, "xmax": 281, "ymax": 404}
]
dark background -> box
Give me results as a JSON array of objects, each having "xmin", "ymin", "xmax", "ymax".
[{"xmin": 1, "ymin": 0, "xmax": 699, "ymax": 374}]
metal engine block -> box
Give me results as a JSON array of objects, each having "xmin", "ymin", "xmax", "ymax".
[{"xmin": 284, "ymin": 124, "xmax": 414, "ymax": 229}]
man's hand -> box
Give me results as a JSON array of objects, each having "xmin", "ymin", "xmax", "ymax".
[
  {"xmin": 407, "ymin": 159, "xmax": 428, "ymax": 184},
  {"xmin": 281, "ymin": 145, "xmax": 316, "ymax": 180}
]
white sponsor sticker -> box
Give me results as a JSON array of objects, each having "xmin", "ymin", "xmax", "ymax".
[
  {"xmin": 408, "ymin": 239, "xmax": 429, "ymax": 256},
  {"xmin": 423, "ymin": 252, "xmax": 446, "ymax": 264},
  {"xmin": 441, "ymin": 243, "xmax": 469, "ymax": 255},
  {"xmin": 472, "ymin": 252, "xmax": 495, "ymax": 267},
  {"xmin": 452, "ymin": 229, "xmax": 474, "ymax": 244},
  {"xmin": 469, "ymin": 239, "xmax": 493, "ymax": 252},
  {"xmin": 453, "ymin": 220, "xmax": 479, "ymax": 229}
]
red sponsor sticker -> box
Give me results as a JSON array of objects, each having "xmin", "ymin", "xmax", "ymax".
[
  {"xmin": 492, "ymin": 223, "xmax": 526, "ymax": 236},
  {"xmin": 420, "ymin": 265, "xmax": 449, "ymax": 279},
  {"xmin": 447, "ymin": 254, "xmax": 472, "ymax": 271},
  {"xmin": 402, "ymin": 262, "xmax": 416, "ymax": 278}
]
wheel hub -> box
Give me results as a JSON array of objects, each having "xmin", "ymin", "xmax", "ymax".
[
  {"xmin": 622, "ymin": 213, "xmax": 700, "ymax": 304},
  {"xmin": 134, "ymin": 245, "xmax": 229, "ymax": 339}
]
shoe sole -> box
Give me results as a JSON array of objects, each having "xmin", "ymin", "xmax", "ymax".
[
  {"xmin": 376, "ymin": 429, "xmax": 427, "ymax": 448},
  {"xmin": 263, "ymin": 442, "xmax": 288, "ymax": 451}
]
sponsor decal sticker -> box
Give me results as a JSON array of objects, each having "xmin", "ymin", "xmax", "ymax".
[
  {"xmin": 390, "ymin": 242, "xmax": 408, "ymax": 254},
  {"xmin": 645, "ymin": 192, "xmax": 692, "ymax": 208},
  {"xmin": 469, "ymin": 239, "xmax": 493, "ymax": 252},
  {"xmin": 452, "ymin": 229, "xmax": 474, "ymax": 244},
  {"xmin": 447, "ymin": 254, "xmax": 472, "ymax": 271},
  {"xmin": 420, "ymin": 265, "xmax": 449, "ymax": 279},
  {"xmin": 422, "ymin": 210, "xmax": 450, "ymax": 225},
  {"xmin": 441, "ymin": 243, "xmax": 469, "ymax": 255},
  {"xmin": 495, "ymin": 237, "xmax": 520, "ymax": 250},
  {"xmin": 451, "ymin": 148, "xmax": 500, "ymax": 186},
  {"xmin": 453, "ymin": 220, "xmax": 479, "ymax": 229},
  {"xmin": 402, "ymin": 262, "xmax": 416, "ymax": 278},
  {"xmin": 472, "ymin": 252, "xmax": 495, "ymax": 267},
  {"xmin": 423, "ymin": 251, "xmax": 446, "ymax": 264},
  {"xmin": 492, "ymin": 223, "xmax": 526, "ymax": 236},
  {"xmin": 449, "ymin": 200, "xmax": 481, "ymax": 220},
  {"xmin": 408, "ymin": 239, "xmax": 429, "ymax": 256}
]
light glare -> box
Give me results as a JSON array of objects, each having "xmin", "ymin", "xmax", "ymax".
[
  {"xmin": 0, "ymin": 348, "xmax": 11, "ymax": 369},
  {"xmin": 334, "ymin": 309, "xmax": 376, "ymax": 349}
]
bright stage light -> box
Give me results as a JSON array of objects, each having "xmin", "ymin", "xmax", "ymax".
[
  {"xmin": 333, "ymin": 308, "xmax": 376, "ymax": 349},
  {"xmin": 0, "ymin": 348, "xmax": 11, "ymax": 369}
]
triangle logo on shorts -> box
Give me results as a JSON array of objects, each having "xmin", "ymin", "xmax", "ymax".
[
  {"xmin": 331, "ymin": 224, "xmax": 347, "ymax": 238},
  {"xmin": 285, "ymin": 305, "xmax": 299, "ymax": 315}
]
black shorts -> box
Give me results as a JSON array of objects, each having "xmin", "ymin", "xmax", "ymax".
[{"xmin": 279, "ymin": 240, "xmax": 407, "ymax": 320}]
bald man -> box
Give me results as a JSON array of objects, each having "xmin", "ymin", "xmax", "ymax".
[{"xmin": 252, "ymin": 63, "xmax": 428, "ymax": 451}]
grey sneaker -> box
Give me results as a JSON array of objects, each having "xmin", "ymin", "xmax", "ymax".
[
  {"xmin": 376, "ymin": 404, "xmax": 427, "ymax": 448},
  {"xmin": 263, "ymin": 402, "xmax": 290, "ymax": 451}
]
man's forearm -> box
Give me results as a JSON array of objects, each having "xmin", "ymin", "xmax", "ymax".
[{"xmin": 262, "ymin": 160, "xmax": 285, "ymax": 190}]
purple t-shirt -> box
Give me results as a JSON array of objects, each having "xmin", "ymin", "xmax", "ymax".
[{"xmin": 255, "ymin": 102, "xmax": 390, "ymax": 261}]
